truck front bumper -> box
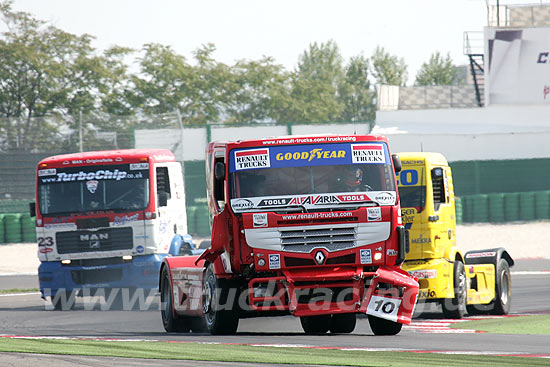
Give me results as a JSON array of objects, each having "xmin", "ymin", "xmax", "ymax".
[
  {"xmin": 38, "ymin": 254, "xmax": 167, "ymax": 298},
  {"xmin": 249, "ymin": 265, "xmax": 419, "ymax": 325}
]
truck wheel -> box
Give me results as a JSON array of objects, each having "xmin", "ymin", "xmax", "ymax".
[
  {"xmin": 52, "ymin": 290, "xmax": 76, "ymax": 311},
  {"xmin": 202, "ymin": 264, "xmax": 239, "ymax": 335},
  {"xmin": 160, "ymin": 267, "xmax": 190, "ymax": 332},
  {"xmin": 300, "ymin": 314, "xmax": 331, "ymax": 334},
  {"xmin": 442, "ymin": 261, "xmax": 467, "ymax": 319},
  {"xmin": 329, "ymin": 313, "xmax": 356, "ymax": 333},
  {"xmin": 367, "ymin": 315, "xmax": 403, "ymax": 335},
  {"xmin": 491, "ymin": 259, "xmax": 511, "ymax": 315}
]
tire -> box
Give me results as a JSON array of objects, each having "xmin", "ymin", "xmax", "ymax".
[
  {"xmin": 160, "ymin": 267, "xmax": 190, "ymax": 332},
  {"xmin": 300, "ymin": 314, "xmax": 331, "ymax": 334},
  {"xmin": 329, "ymin": 313, "xmax": 357, "ymax": 334},
  {"xmin": 52, "ymin": 289, "xmax": 76, "ymax": 311},
  {"xmin": 442, "ymin": 261, "xmax": 467, "ymax": 319},
  {"xmin": 491, "ymin": 259, "xmax": 511, "ymax": 315},
  {"xmin": 367, "ymin": 315, "xmax": 403, "ymax": 335},
  {"xmin": 202, "ymin": 264, "xmax": 239, "ymax": 335}
]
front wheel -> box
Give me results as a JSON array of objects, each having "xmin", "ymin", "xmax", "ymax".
[
  {"xmin": 367, "ymin": 315, "xmax": 403, "ymax": 335},
  {"xmin": 442, "ymin": 261, "xmax": 467, "ymax": 319},
  {"xmin": 202, "ymin": 264, "xmax": 239, "ymax": 335},
  {"xmin": 160, "ymin": 267, "xmax": 190, "ymax": 332},
  {"xmin": 329, "ymin": 313, "xmax": 357, "ymax": 333},
  {"xmin": 300, "ymin": 314, "xmax": 331, "ymax": 334}
]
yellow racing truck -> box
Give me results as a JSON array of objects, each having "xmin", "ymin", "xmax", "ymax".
[{"xmin": 397, "ymin": 152, "xmax": 513, "ymax": 318}]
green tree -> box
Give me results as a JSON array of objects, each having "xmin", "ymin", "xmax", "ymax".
[
  {"xmin": 284, "ymin": 40, "xmax": 345, "ymax": 123},
  {"xmin": 0, "ymin": 1, "xmax": 132, "ymax": 151},
  {"xmin": 370, "ymin": 46, "xmax": 408, "ymax": 86},
  {"xmin": 415, "ymin": 51, "xmax": 457, "ymax": 86},
  {"xmin": 339, "ymin": 55, "xmax": 376, "ymax": 123},
  {"xmin": 225, "ymin": 57, "xmax": 290, "ymax": 123}
]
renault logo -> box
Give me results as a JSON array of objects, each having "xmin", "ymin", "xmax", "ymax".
[{"xmin": 314, "ymin": 251, "xmax": 326, "ymax": 265}]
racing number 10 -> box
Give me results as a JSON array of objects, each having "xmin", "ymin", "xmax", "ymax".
[{"xmin": 373, "ymin": 298, "xmax": 396, "ymax": 314}]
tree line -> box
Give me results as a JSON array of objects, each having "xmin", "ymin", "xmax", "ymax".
[{"xmin": 0, "ymin": 1, "xmax": 460, "ymax": 152}]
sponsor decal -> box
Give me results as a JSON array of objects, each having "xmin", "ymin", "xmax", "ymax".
[
  {"xmin": 40, "ymin": 248, "xmax": 53, "ymax": 253},
  {"xmin": 367, "ymin": 207, "xmax": 382, "ymax": 221},
  {"xmin": 360, "ymin": 249, "xmax": 372, "ymax": 264},
  {"xmin": 268, "ymin": 254, "xmax": 280, "ymax": 269},
  {"xmin": 258, "ymin": 198, "xmax": 291, "ymax": 207},
  {"xmin": 113, "ymin": 213, "xmax": 139, "ymax": 226},
  {"xmin": 408, "ymin": 269, "xmax": 437, "ymax": 279},
  {"xmin": 38, "ymin": 168, "xmax": 56, "ymax": 176},
  {"xmin": 418, "ymin": 289, "xmax": 436, "ymax": 299},
  {"xmin": 351, "ymin": 144, "xmax": 385, "ymax": 164},
  {"xmin": 130, "ymin": 163, "xmax": 149, "ymax": 170},
  {"xmin": 386, "ymin": 249, "xmax": 398, "ymax": 256},
  {"xmin": 411, "ymin": 235, "xmax": 431, "ymax": 244},
  {"xmin": 40, "ymin": 169, "xmax": 143, "ymax": 183},
  {"xmin": 372, "ymin": 192, "xmax": 396, "ymax": 205},
  {"xmin": 289, "ymin": 195, "xmax": 340, "ymax": 205},
  {"xmin": 253, "ymin": 213, "xmax": 268, "ymax": 228},
  {"xmin": 234, "ymin": 149, "xmax": 270, "ymax": 171},
  {"xmin": 232, "ymin": 199, "xmax": 254, "ymax": 210},
  {"xmin": 338, "ymin": 194, "xmax": 368, "ymax": 202},
  {"xmin": 465, "ymin": 251, "xmax": 497, "ymax": 259},
  {"xmin": 86, "ymin": 180, "xmax": 99, "ymax": 193},
  {"xmin": 136, "ymin": 245, "xmax": 144, "ymax": 254}
]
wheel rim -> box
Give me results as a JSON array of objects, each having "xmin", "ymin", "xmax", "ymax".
[
  {"xmin": 457, "ymin": 267, "xmax": 467, "ymax": 310},
  {"xmin": 203, "ymin": 274, "xmax": 215, "ymax": 322}
]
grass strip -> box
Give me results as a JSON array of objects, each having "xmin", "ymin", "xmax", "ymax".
[
  {"xmin": 452, "ymin": 315, "xmax": 550, "ymax": 335},
  {"xmin": 0, "ymin": 338, "xmax": 546, "ymax": 366},
  {"xmin": 0, "ymin": 288, "xmax": 39, "ymax": 294}
]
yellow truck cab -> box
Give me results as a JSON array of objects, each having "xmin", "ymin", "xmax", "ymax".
[{"xmin": 397, "ymin": 152, "xmax": 513, "ymax": 318}]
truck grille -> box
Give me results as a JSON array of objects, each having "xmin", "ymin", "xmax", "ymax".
[
  {"xmin": 56, "ymin": 227, "xmax": 133, "ymax": 254},
  {"xmin": 281, "ymin": 227, "xmax": 356, "ymax": 253}
]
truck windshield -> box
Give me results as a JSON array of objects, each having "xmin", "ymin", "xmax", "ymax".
[
  {"xmin": 37, "ymin": 164, "xmax": 150, "ymax": 215},
  {"xmin": 229, "ymin": 142, "xmax": 396, "ymax": 199},
  {"xmin": 398, "ymin": 186, "xmax": 426, "ymax": 212}
]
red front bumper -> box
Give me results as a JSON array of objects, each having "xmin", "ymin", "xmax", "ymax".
[{"xmin": 248, "ymin": 265, "xmax": 419, "ymax": 324}]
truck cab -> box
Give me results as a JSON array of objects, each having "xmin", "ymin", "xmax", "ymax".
[{"xmin": 397, "ymin": 152, "xmax": 513, "ymax": 318}]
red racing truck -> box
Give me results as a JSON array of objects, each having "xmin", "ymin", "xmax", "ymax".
[{"xmin": 160, "ymin": 135, "xmax": 418, "ymax": 335}]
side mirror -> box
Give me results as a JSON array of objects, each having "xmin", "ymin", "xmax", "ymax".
[
  {"xmin": 214, "ymin": 162, "xmax": 225, "ymax": 181},
  {"xmin": 392, "ymin": 154, "xmax": 402, "ymax": 173},
  {"xmin": 29, "ymin": 202, "xmax": 36, "ymax": 217},
  {"xmin": 158, "ymin": 191, "xmax": 168, "ymax": 207}
]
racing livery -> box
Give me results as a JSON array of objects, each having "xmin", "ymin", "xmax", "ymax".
[
  {"xmin": 32, "ymin": 149, "xmax": 192, "ymax": 310},
  {"xmin": 398, "ymin": 152, "xmax": 513, "ymax": 318},
  {"xmin": 160, "ymin": 135, "xmax": 419, "ymax": 335}
]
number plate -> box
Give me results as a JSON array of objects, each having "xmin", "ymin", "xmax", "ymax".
[{"xmin": 366, "ymin": 295, "xmax": 401, "ymax": 322}]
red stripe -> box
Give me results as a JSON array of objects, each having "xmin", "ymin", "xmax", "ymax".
[
  {"xmin": 352, "ymin": 145, "xmax": 383, "ymax": 150},
  {"xmin": 236, "ymin": 149, "xmax": 268, "ymax": 157}
]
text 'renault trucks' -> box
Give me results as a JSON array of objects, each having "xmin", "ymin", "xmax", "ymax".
[
  {"xmin": 32, "ymin": 149, "xmax": 193, "ymax": 310},
  {"xmin": 160, "ymin": 135, "xmax": 419, "ymax": 335},
  {"xmin": 397, "ymin": 152, "xmax": 513, "ymax": 318}
]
